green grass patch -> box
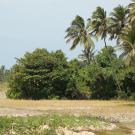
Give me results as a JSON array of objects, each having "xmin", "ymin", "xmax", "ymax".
[{"xmin": 0, "ymin": 114, "xmax": 109, "ymax": 135}]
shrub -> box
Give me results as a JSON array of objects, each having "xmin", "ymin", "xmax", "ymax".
[
  {"xmin": 7, "ymin": 49, "xmax": 69, "ymax": 99},
  {"xmin": 117, "ymin": 67, "xmax": 135, "ymax": 100}
]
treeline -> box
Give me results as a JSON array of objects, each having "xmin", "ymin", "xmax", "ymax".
[
  {"xmin": 6, "ymin": 1, "xmax": 135, "ymax": 100},
  {"xmin": 7, "ymin": 48, "xmax": 135, "ymax": 100}
]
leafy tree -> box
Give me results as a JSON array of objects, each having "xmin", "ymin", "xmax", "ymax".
[
  {"xmin": 82, "ymin": 64, "xmax": 116, "ymax": 99},
  {"xmin": 83, "ymin": 46, "xmax": 124, "ymax": 99},
  {"xmin": 96, "ymin": 46, "xmax": 118, "ymax": 68},
  {"xmin": 7, "ymin": 49, "xmax": 69, "ymax": 99},
  {"xmin": 65, "ymin": 59, "xmax": 91, "ymax": 99},
  {"xmin": 117, "ymin": 67, "xmax": 135, "ymax": 100}
]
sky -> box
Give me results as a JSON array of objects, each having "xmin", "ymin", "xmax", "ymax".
[{"xmin": 0, "ymin": 0, "xmax": 130, "ymax": 68}]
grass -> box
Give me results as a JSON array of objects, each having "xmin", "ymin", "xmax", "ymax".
[{"xmin": 0, "ymin": 114, "xmax": 109, "ymax": 135}]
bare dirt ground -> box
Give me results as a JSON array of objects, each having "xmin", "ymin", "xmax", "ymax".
[
  {"xmin": 0, "ymin": 83, "xmax": 134, "ymax": 123},
  {"xmin": 0, "ymin": 84, "xmax": 135, "ymax": 134},
  {"xmin": 0, "ymin": 99, "xmax": 135, "ymax": 123}
]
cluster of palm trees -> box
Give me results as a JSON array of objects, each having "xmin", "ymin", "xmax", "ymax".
[{"xmin": 65, "ymin": 0, "xmax": 135, "ymax": 66}]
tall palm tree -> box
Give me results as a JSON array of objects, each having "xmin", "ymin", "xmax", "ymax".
[
  {"xmin": 129, "ymin": 0, "xmax": 135, "ymax": 25},
  {"xmin": 118, "ymin": 26, "xmax": 135, "ymax": 66},
  {"xmin": 109, "ymin": 5, "xmax": 129, "ymax": 40},
  {"xmin": 91, "ymin": 7, "xmax": 109, "ymax": 48},
  {"xmin": 65, "ymin": 15, "xmax": 94, "ymax": 63}
]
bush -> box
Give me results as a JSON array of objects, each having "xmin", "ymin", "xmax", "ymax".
[
  {"xmin": 129, "ymin": 93, "xmax": 135, "ymax": 100},
  {"xmin": 65, "ymin": 59, "xmax": 91, "ymax": 99},
  {"xmin": 117, "ymin": 67, "xmax": 135, "ymax": 100},
  {"xmin": 82, "ymin": 64, "xmax": 117, "ymax": 99},
  {"xmin": 7, "ymin": 49, "xmax": 69, "ymax": 99},
  {"xmin": 117, "ymin": 90, "xmax": 128, "ymax": 100}
]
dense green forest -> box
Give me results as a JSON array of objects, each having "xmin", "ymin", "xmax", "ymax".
[{"xmin": 2, "ymin": 1, "xmax": 135, "ymax": 100}]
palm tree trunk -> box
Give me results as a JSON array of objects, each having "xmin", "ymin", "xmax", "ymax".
[
  {"xmin": 86, "ymin": 48, "xmax": 91, "ymax": 65},
  {"xmin": 104, "ymin": 37, "xmax": 107, "ymax": 48}
]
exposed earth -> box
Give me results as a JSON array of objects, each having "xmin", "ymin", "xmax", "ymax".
[{"xmin": 0, "ymin": 86, "xmax": 135, "ymax": 135}]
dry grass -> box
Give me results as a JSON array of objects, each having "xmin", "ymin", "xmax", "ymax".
[
  {"xmin": 0, "ymin": 99, "xmax": 134, "ymax": 122},
  {"xmin": 0, "ymin": 82, "xmax": 135, "ymax": 121}
]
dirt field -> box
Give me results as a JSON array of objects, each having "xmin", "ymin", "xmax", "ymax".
[
  {"xmin": 0, "ymin": 83, "xmax": 135, "ymax": 134},
  {"xmin": 0, "ymin": 100, "xmax": 134, "ymax": 123}
]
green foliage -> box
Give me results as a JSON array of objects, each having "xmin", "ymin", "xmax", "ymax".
[
  {"xmin": 7, "ymin": 49, "xmax": 69, "ymax": 99},
  {"xmin": 7, "ymin": 47, "xmax": 135, "ymax": 100},
  {"xmin": 118, "ymin": 26, "xmax": 135, "ymax": 66},
  {"xmin": 65, "ymin": 59, "xmax": 90, "ymax": 99},
  {"xmin": 65, "ymin": 15, "xmax": 94, "ymax": 64},
  {"xmin": 6, "ymin": 1, "xmax": 135, "ymax": 100},
  {"xmin": 81, "ymin": 47, "xmax": 124, "ymax": 99},
  {"xmin": 79, "ymin": 48, "xmax": 95, "ymax": 65},
  {"xmin": 91, "ymin": 6, "xmax": 109, "ymax": 47},
  {"xmin": 109, "ymin": 5, "xmax": 129, "ymax": 40},
  {"xmin": 117, "ymin": 67, "xmax": 135, "ymax": 99},
  {"xmin": 82, "ymin": 65, "xmax": 116, "ymax": 99},
  {"xmin": 0, "ymin": 115, "xmax": 108, "ymax": 135}
]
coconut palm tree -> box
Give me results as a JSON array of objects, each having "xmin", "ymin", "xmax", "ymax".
[
  {"xmin": 118, "ymin": 26, "xmax": 135, "ymax": 66},
  {"xmin": 91, "ymin": 7, "xmax": 109, "ymax": 48},
  {"xmin": 65, "ymin": 15, "xmax": 94, "ymax": 63},
  {"xmin": 129, "ymin": 0, "xmax": 135, "ymax": 25},
  {"xmin": 109, "ymin": 5, "xmax": 129, "ymax": 40},
  {"xmin": 78, "ymin": 47, "xmax": 95, "ymax": 65}
]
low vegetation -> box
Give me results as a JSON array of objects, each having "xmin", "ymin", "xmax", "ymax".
[
  {"xmin": 0, "ymin": 115, "xmax": 110, "ymax": 135},
  {"xmin": 0, "ymin": 102, "xmax": 134, "ymax": 135}
]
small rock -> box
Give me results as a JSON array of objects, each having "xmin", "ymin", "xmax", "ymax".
[
  {"xmin": 56, "ymin": 127, "xmax": 95, "ymax": 135},
  {"xmin": 40, "ymin": 125, "xmax": 50, "ymax": 130},
  {"xmin": 105, "ymin": 123, "xmax": 117, "ymax": 130},
  {"xmin": 9, "ymin": 130, "xmax": 16, "ymax": 135},
  {"xmin": 78, "ymin": 131, "xmax": 95, "ymax": 135}
]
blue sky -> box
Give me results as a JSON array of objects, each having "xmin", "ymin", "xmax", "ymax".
[{"xmin": 0, "ymin": 0, "xmax": 130, "ymax": 68}]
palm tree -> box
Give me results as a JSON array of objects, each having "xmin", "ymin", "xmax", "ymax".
[
  {"xmin": 129, "ymin": 0, "xmax": 135, "ymax": 25},
  {"xmin": 109, "ymin": 5, "xmax": 129, "ymax": 40},
  {"xmin": 91, "ymin": 7, "xmax": 109, "ymax": 48},
  {"xmin": 118, "ymin": 26, "xmax": 135, "ymax": 66},
  {"xmin": 65, "ymin": 15, "xmax": 94, "ymax": 63},
  {"xmin": 78, "ymin": 47, "xmax": 95, "ymax": 64}
]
